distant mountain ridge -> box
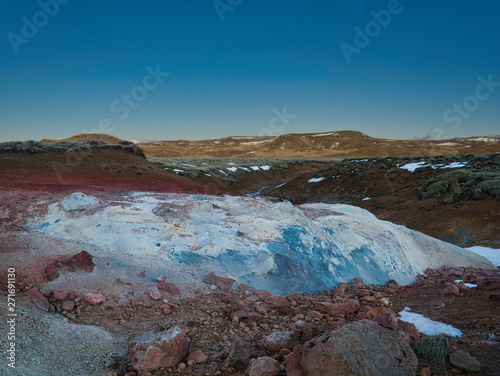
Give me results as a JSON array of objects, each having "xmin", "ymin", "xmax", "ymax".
[{"xmin": 38, "ymin": 131, "xmax": 499, "ymax": 158}]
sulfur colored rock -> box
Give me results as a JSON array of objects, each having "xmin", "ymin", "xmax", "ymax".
[
  {"xmin": 285, "ymin": 320, "xmax": 417, "ymax": 376},
  {"xmin": 83, "ymin": 293, "xmax": 106, "ymax": 305},
  {"xmin": 25, "ymin": 289, "xmax": 50, "ymax": 311},
  {"xmin": 130, "ymin": 327, "xmax": 188, "ymax": 372},
  {"xmin": 449, "ymin": 350, "xmax": 481, "ymax": 373},
  {"xmin": 157, "ymin": 282, "xmax": 180, "ymax": 295},
  {"xmin": 247, "ymin": 357, "xmax": 281, "ymax": 376}
]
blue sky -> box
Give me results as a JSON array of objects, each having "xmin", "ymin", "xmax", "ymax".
[{"xmin": 0, "ymin": 0, "xmax": 499, "ymax": 141}]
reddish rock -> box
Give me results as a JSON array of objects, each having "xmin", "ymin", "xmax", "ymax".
[
  {"xmin": 351, "ymin": 277, "xmax": 366, "ymax": 289},
  {"xmin": 130, "ymin": 326, "xmax": 188, "ymax": 372},
  {"xmin": 83, "ymin": 293, "xmax": 106, "ymax": 305},
  {"xmin": 356, "ymin": 289, "xmax": 371, "ymax": 297},
  {"xmin": 333, "ymin": 286, "xmax": 345, "ymax": 297},
  {"xmin": 62, "ymin": 300, "xmax": 75, "ymax": 311},
  {"xmin": 285, "ymin": 320, "xmax": 417, "ymax": 376},
  {"xmin": 186, "ymin": 350, "xmax": 208, "ymax": 364},
  {"xmin": 157, "ymin": 282, "xmax": 180, "ymax": 295},
  {"xmin": 360, "ymin": 295, "xmax": 377, "ymax": 303},
  {"xmin": 279, "ymin": 304, "xmax": 295, "ymax": 316},
  {"xmin": 366, "ymin": 307, "xmax": 396, "ymax": 319},
  {"xmin": 25, "ymin": 289, "xmax": 50, "ymax": 311},
  {"xmin": 449, "ymin": 350, "xmax": 481, "ymax": 373},
  {"xmin": 397, "ymin": 320, "xmax": 420, "ymax": 341},
  {"xmin": 264, "ymin": 330, "xmax": 298, "ymax": 353},
  {"xmin": 149, "ymin": 287, "xmax": 162, "ymax": 300},
  {"xmin": 247, "ymin": 356, "xmax": 281, "ymax": 376},
  {"xmin": 371, "ymin": 313, "xmax": 398, "ymax": 331},
  {"xmin": 307, "ymin": 310, "xmax": 324, "ymax": 319},
  {"xmin": 254, "ymin": 290, "xmax": 274, "ymax": 300},
  {"xmin": 203, "ymin": 272, "xmax": 234, "ymax": 290},
  {"xmin": 131, "ymin": 298, "xmax": 144, "ymax": 306},
  {"xmin": 239, "ymin": 283, "xmax": 253, "ymax": 292},
  {"xmin": 356, "ymin": 305, "xmax": 373, "ymax": 319},
  {"xmin": 53, "ymin": 290, "xmax": 68, "ymax": 301},
  {"xmin": 442, "ymin": 285, "xmax": 460, "ymax": 296},
  {"xmin": 62, "ymin": 251, "xmax": 95, "ymax": 272},
  {"xmin": 314, "ymin": 299, "xmax": 359, "ymax": 317},
  {"xmin": 265, "ymin": 295, "xmax": 288, "ymax": 308},
  {"xmin": 229, "ymin": 308, "xmax": 264, "ymax": 324},
  {"xmin": 44, "ymin": 261, "xmax": 59, "ymax": 281}
]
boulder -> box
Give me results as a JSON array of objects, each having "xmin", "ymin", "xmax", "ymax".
[
  {"xmin": 130, "ymin": 327, "xmax": 188, "ymax": 372},
  {"xmin": 247, "ymin": 357, "xmax": 281, "ymax": 376},
  {"xmin": 264, "ymin": 330, "xmax": 298, "ymax": 353},
  {"xmin": 157, "ymin": 282, "xmax": 180, "ymax": 295},
  {"xmin": 314, "ymin": 299, "xmax": 359, "ymax": 317},
  {"xmin": 203, "ymin": 272, "xmax": 234, "ymax": 290},
  {"xmin": 449, "ymin": 350, "xmax": 481, "ymax": 373},
  {"xmin": 285, "ymin": 319, "xmax": 417, "ymax": 376}
]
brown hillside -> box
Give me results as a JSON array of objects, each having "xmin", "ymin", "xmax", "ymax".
[
  {"xmin": 40, "ymin": 133, "xmax": 122, "ymax": 143},
  {"xmin": 137, "ymin": 131, "xmax": 500, "ymax": 158}
]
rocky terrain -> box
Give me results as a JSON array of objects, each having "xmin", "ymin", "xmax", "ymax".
[{"xmin": 0, "ymin": 138, "xmax": 499, "ymax": 376}]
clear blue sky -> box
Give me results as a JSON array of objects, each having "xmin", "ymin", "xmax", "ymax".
[{"xmin": 0, "ymin": 0, "xmax": 499, "ymax": 142}]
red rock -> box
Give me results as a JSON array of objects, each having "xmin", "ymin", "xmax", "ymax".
[
  {"xmin": 62, "ymin": 300, "xmax": 75, "ymax": 311},
  {"xmin": 279, "ymin": 304, "xmax": 295, "ymax": 316},
  {"xmin": 441, "ymin": 285, "xmax": 460, "ymax": 296},
  {"xmin": 229, "ymin": 308, "xmax": 264, "ymax": 324},
  {"xmin": 397, "ymin": 320, "xmax": 420, "ymax": 341},
  {"xmin": 351, "ymin": 277, "xmax": 366, "ymax": 289},
  {"xmin": 356, "ymin": 289, "xmax": 371, "ymax": 297},
  {"xmin": 356, "ymin": 305, "xmax": 373, "ymax": 319},
  {"xmin": 314, "ymin": 299, "xmax": 359, "ymax": 317},
  {"xmin": 285, "ymin": 320, "xmax": 417, "ymax": 376},
  {"xmin": 265, "ymin": 295, "xmax": 288, "ymax": 308},
  {"xmin": 62, "ymin": 251, "xmax": 95, "ymax": 272},
  {"xmin": 254, "ymin": 290, "xmax": 274, "ymax": 300},
  {"xmin": 449, "ymin": 350, "xmax": 481, "ymax": 373},
  {"xmin": 131, "ymin": 298, "xmax": 144, "ymax": 306},
  {"xmin": 157, "ymin": 282, "xmax": 180, "ymax": 295},
  {"xmin": 360, "ymin": 295, "xmax": 377, "ymax": 303},
  {"xmin": 130, "ymin": 326, "xmax": 188, "ymax": 372},
  {"xmin": 239, "ymin": 283, "xmax": 253, "ymax": 291},
  {"xmin": 25, "ymin": 289, "xmax": 50, "ymax": 311},
  {"xmin": 333, "ymin": 286, "xmax": 345, "ymax": 297},
  {"xmin": 265, "ymin": 330, "xmax": 298, "ymax": 353},
  {"xmin": 203, "ymin": 272, "xmax": 234, "ymax": 290},
  {"xmin": 255, "ymin": 303, "xmax": 269, "ymax": 315},
  {"xmin": 247, "ymin": 356, "xmax": 281, "ymax": 376},
  {"xmin": 149, "ymin": 287, "xmax": 162, "ymax": 300},
  {"xmin": 371, "ymin": 313, "xmax": 398, "ymax": 331},
  {"xmin": 307, "ymin": 310, "xmax": 324, "ymax": 319},
  {"xmin": 186, "ymin": 350, "xmax": 208, "ymax": 363},
  {"xmin": 83, "ymin": 293, "xmax": 106, "ymax": 305},
  {"xmin": 53, "ymin": 290, "xmax": 68, "ymax": 301},
  {"xmin": 44, "ymin": 261, "xmax": 59, "ymax": 281},
  {"xmin": 366, "ymin": 307, "xmax": 395, "ymax": 319}
]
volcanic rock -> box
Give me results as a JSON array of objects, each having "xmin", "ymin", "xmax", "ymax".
[
  {"xmin": 83, "ymin": 293, "xmax": 106, "ymax": 305},
  {"xmin": 25, "ymin": 289, "xmax": 50, "ymax": 311},
  {"xmin": 285, "ymin": 319, "xmax": 417, "ymax": 376},
  {"xmin": 450, "ymin": 350, "xmax": 481, "ymax": 373},
  {"xmin": 130, "ymin": 326, "xmax": 188, "ymax": 372},
  {"xmin": 247, "ymin": 357, "xmax": 281, "ymax": 376}
]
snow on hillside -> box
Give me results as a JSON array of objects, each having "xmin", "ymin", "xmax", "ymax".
[{"xmin": 30, "ymin": 192, "xmax": 494, "ymax": 295}]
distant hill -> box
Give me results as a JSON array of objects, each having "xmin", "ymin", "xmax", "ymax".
[
  {"xmin": 134, "ymin": 130, "xmax": 500, "ymax": 158},
  {"xmin": 40, "ymin": 133, "xmax": 122, "ymax": 143}
]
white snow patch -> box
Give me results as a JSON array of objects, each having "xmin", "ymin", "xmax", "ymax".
[
  {"xmin": 182, "ymin": 164, "xmax": 195, "ymax": 167},
  {"xmin": 466, "ymin": 246, "xmax": 500, "ymax": 266},
  {"xmin": 398, "ymin": 307, "xmax": 462, "ymax": 337},
  {"xmin": 275, "ymin": 182, "xmax": 287, "ymax": 188},
  {"xmin": 308, "ymin": 177, "xmax": 326, "ymax": 183},
  {"xmin": 173, "ymin": 169, "xmax": 184, "ymax": 174},
  {"xmin": 239, "ymin": 167, "xmax": 251, "ymax": 172},
  {"xmin": 362, "ymin": 197, "xmax": 371, "ymax": 201},
  {"xmin": 251, "ymin": 166, "xmax": 260, "ymax": 171},
  {"xmin": 218, "ymin": 169, "xmax": 228, "ymax": 175},
  {"xmin": 227, "ymin": 167, "xmax": 238, "ymax": 172},
  {"xmin": 260, "ymin": 165, "xmax": 270, "ymax": 171},
  {"xmin": 228, "ymin": 162, "xmax": 235, "ymax": 165},
  {"xmin": 399, "ymin": 162, "xmax": 431, "ymax": 172},
  {"xmin": 442, "ymin": 162, "xmax": 467, "ymax": 169}
]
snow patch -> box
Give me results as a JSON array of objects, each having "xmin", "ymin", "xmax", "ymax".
[
  {"xmin": 308, "ymin": 177, "xmax": 326, "ymax": 183},
  {"xmin": 466, "ymin": 246, "xmax": 500, "ymax": 266},
  {"xmin": 398, "ymin": 307, "xmax": 462, "ymax": 337}
]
